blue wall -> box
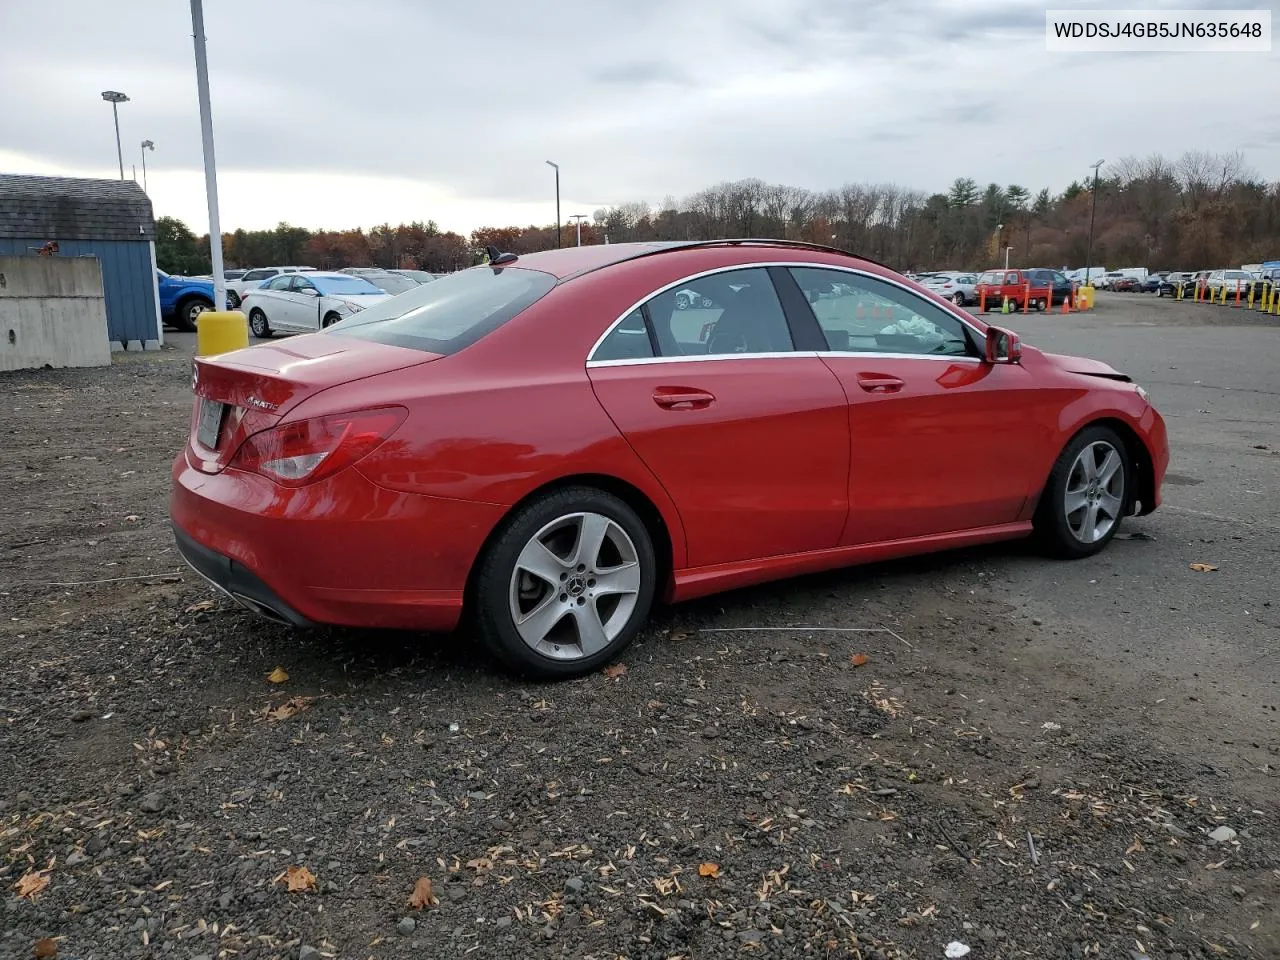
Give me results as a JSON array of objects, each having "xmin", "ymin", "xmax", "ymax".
[{"xmin": 0, "ymin": 239, "xmax": 158, "ymax": 345}]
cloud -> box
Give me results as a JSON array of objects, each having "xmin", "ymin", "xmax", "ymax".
[{"xmin": 1, "ymin": 0, "xmax": 1276, "ymax": 234}]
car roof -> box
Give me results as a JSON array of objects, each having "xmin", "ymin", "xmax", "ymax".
[{"xmin": 501, "ymin": 239, "xmax": 890, "ymax": 282}]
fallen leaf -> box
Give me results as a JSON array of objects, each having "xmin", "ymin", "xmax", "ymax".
[
  {"xmin": 264, "ymin": 696, "xmax": 315, "ymax": 722},
  {"xmin": 124, "ymin": 515, "xmax": 141, "ymax": 523},
  {"xmin": 603, "ymin": 663, "xmax": 627, "ymax": 679},
  {"xmin": 1125, "ymin": 838, "xmax": 1145, "ymax": 855},
  {"xmin": 266, "ymin": 666, "xmax": 289, "ymax": 684},
  {"xmin": 14, "ymin": 871, "xmax": 49, "ymax": 900},
  {"xmin": 1189, "ymin": 562, "xmax": 1218, "ymax": 572},
  {"xmin": 850, "ymin": 653, "xmax": 870, "ymax": 668},
  {"xmin": 184, "ymin": 599, "xmax": 216, "ymax": 613},
  {"xmin": 698, "ymin": 862, "xmax": 720, "ymax": 878},
  {"xmin": 282, "ymin": 865, "xmax": 316, "ymax": 893},
  {"xmin": 408, "ymin": 876, "xmax": 438, "ymax": 908},
  {"xmin": 34, "ymin": 938, "xmax": 57, "ymax": 959}
]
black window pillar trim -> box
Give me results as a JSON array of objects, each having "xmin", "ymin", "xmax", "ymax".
[{"xmin": 769, "ymin": 266, "xmax": 830, "ymax": 351}]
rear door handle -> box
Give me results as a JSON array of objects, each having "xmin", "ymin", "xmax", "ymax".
[
  {"xmin": 653, "ymin": 387, "xmax": 716, "ymax": 409},
  {"xmin": 857, "ymin": 375, "xmax": 905, "ymax": 393}
]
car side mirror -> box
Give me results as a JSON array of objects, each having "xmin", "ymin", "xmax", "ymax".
[
  {"xmin": 300, "ymin": 288, "xmax": 319, "ymax": 297},
  {"xmin": 984, "ymin": 325, "xmax": 1022, "ymax": 364}
]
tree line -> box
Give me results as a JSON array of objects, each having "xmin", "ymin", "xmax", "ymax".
[{"xmin": 155, "ymin": 150, "xmax": 1279, "ymax": 277}]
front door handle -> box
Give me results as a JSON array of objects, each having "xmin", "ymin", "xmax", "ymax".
[
  {"xmin": 653, "ymin": 387, "xmax": 716, "ymax": 409},
  {"xmin": 857, "ymin": 375, "xmax": 905, "ymax": 393}
]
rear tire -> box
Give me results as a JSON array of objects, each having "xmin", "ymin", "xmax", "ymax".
[
  {"xmin": 1034, "ymin": 425, "xmax": 1131, "ymax": 559},
  {"xmin": 248, "ymin": 308, "xmax": 271, "ymax": 339},
  {"xmin": 227, "ymin": 290, "xmax": 241, "ymax": 308},
  {"xmin": 471, "ymin": 486, "xmax": 657, "ymax": 680}
]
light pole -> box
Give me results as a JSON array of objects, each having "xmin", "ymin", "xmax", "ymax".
[
  {"xmin": 190, "ymin": 0, "xmax": 227, "ymax": 313},
  {"xmin": 1083, "ymin": 159, "xmax": 1104, "ymax": 287},
  {"xmin": 101, "ymin": 91, "xmax": 129, "ymax": 179},
  {"xmin": 140, "ymin": 140, "xmax": 154, "ymax": 194},
  {"xmin": 568, "ymin": 213, "xmax": 587, "ymax": 247},
  {"xmin": 545, "ymin": 160, "xmax": 560, "ymax": 248}
]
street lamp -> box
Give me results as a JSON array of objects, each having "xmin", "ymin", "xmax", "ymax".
[
  {"xmin": 140, "ymin": 140, "xmax": 154, "ymax": 194},
  {"xmin": 545, "ymin": 160, "xmax": 560, "ymax": 248},
  {"xmin": 101, "ymin": 90, "xmax": 129, "ymax": 179},
  {"xmin": 568, "ymin": 213, "xmax": 587, "ymax": 247},
  {"xmin": 1083, "ymin": 159, "xmax": 1104, "ymax": 288}
]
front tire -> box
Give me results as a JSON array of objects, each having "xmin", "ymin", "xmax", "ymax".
[
  {"xmin": 322, "ymin": 312, "xmax": 342, "ymax": 328},
  {"xmin": 248, "ymin": 308, "xmax": 271, "ymax": 339},
  {"xmin": 472, "ymin": 487, "xmax": 657, "ymax": 679},
  {"xmin": 1034, "ymin": 425, "xmax": 1131, "ymax": 559}
]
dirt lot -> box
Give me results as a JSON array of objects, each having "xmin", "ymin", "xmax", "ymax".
[{"xmin": 1, "ymin": 294, "xmax": 1278, "ymax": 960}]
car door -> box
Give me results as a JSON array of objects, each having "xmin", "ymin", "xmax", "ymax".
[
  {"xmin": 586, "ymin": 266, "xmax": 850, "ymax": 569},
  {"xmin": 287, "ymin": 275, "xmax": 324, "ymax": 330},
  {"xmin": 788, "ymin": 266, "xmax": 1049, "ymax": 546},
  {"xmin": 252, "ymin": 274, "xmax": 296, "ymax": 327}
]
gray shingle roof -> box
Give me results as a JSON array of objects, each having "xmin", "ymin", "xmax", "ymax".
[{"xmin": 0, "ymin": 174, "xmax": 156, "ymax": 242}]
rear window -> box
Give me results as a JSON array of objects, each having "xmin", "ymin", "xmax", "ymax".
[
  {"xmin": 312, "ymin": 275, "xmax": 385, "ymax": 295},
  {"xmin": 328, "ymin": 265, "xmax": 557, "ymax": 354}
]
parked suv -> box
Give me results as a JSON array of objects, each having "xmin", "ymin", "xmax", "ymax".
[{"xmin": 226, "ymin": 266, "xmax": 315, "ymax": 308}]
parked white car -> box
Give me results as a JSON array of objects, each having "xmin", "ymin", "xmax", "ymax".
[
  {"xmin": 1205, "ymin": 268, "xmax": 1256, "ymax": 296},
  {"xmin": 921, "ymin": 272, "xmax": 978, "ymax": 306},
  {"xmin": 242, "ymin": 272, "xmax": 391, "ymax": 338},
  {"xmin": 226, "ymin": 265, "xmax": 316, "ymax": 308}
]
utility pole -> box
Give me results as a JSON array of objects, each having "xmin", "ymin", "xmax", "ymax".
[
  {"xmin": 1083, "ymin": 159, "xmax": 1105, "ymax": 287},
  {"xmin": 568, "ymin": 213, "xmax": 587, "ymax": 246}
]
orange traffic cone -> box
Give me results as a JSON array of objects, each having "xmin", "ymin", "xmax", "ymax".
[{"xmin": 1061, "ymin": 296, "xmax": 1070, "ymax": 315}]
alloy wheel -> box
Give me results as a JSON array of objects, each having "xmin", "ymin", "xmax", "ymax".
[
  {"xmin": 1063, "ymin": 440, "xmax": 1125, "ymax": 543},
  {"xmin": 507, "ymin": 512, "xmax": 642, "ymax": 661}
]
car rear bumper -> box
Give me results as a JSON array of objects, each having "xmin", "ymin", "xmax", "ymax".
[{"xmin": 169, "ymin": 452, "xmax": 508, "ymax": 632}]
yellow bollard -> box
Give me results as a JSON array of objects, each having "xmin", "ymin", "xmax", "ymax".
[{"xmin": 196, "ymin": 311, "xmax": 249, "ymax": 357}]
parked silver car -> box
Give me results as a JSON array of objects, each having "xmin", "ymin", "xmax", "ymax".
[{"xmin": 921, "ymin": 272, "xmax": 978, "ymax": 306}]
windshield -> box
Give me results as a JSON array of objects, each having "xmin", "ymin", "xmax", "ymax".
[
  {"xmin": 313, "ymin": 275, "xmax": 386, "ymax": 296},
  {"xmin": 329, "ymin": 265, "xmax": 557, "ymax": 354}
]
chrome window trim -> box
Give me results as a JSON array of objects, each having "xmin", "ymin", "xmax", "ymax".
[
  {"xmin": 588, "ymin": 351, "xmax": 983, "ymax": 369},
  {"xmin": 584, "ymin": 260, "xmax": 987, "ymax": 368}
]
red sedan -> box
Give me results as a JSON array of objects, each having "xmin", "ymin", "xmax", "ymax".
[{"xmin": 171, "ymin": 240, "xmax": 1169, "ymax": 678}]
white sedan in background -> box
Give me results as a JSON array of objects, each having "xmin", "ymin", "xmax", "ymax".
[
  {"xmin": 921, "ymin": 272, "xmax": 978, "ymax": 306},
  {"xmin": 242, "ymin": 272, "xmax": 391, "ymax": 338}
]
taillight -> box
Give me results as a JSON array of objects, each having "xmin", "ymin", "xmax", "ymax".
[{"xmin": 229, "ymin": 406, "xmax": 407, "ymax": 486}]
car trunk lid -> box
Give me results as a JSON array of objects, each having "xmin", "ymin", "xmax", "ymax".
[{"xmin": 187, "ymin": 334, "xmax": 439, "ymax": 473}]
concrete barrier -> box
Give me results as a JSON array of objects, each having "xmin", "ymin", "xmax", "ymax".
[{"xmin": 0, "ymin": 255, "xmax": 111, "ymax": 371}]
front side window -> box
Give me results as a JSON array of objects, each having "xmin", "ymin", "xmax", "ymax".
[
  {"xmin": 263, "ymin": 275, "xmax": 292, "ymax": 290},
  {"xmin": 789, "ymin": 267, "xmax": 976, "ymax": 358}
]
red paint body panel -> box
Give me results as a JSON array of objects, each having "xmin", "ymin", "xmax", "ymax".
[
  {"xmin": 588, "ymin": 356, "xmax": 849, "ymax": 567},
  {"xmin": 170, "ymin": 453, "xmax": 504, "ymax": 630},
  {"xmin": 168, "ymin": 242, "xmax": 1170, "ymax": 634}
]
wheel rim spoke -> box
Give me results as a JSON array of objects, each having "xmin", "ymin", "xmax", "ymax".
[
  {"xmin": 593, "ymin": 562, "xmax": 641, "ymax": 598},
  {"xmin": 571, "ymin": 604, "xmax": 610, "ymax": 656},
  {"xmin": 513, "ymin": 594, "xmax": 567, "ymax": 647},
  {"xmin": 1097, "ymin": 449, "xmax": 1120, "ymax": 484},
  {"xmin": 1064, "ymin": 489, "xmax": 1089, "ymax": 516},
  {"xmin": 572, "ymin": 514, "xmax": 611, "ymax": 570},
  {"xmin": 515, "ymin": 538, "xmax": 569, "ymax": 586},
  {"xmin": 1098, "ymin": 491, "xmax": 1123, "ymax": 521}
]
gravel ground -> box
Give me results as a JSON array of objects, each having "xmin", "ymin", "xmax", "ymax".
[{"xmin": 1, "ymin": 297, "xmax": 1277, "ymax": 960}]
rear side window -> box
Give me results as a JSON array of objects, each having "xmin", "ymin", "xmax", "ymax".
[
  {"xmin": 593, "ymin": 309, "xmax": 654, "ymax": 361},
  {"xmin": 244, "ymin": 269, "xmax": 275, "ymax": 282},
  {"xmin": 328, "ymin": 266, "xmax": 557, "ymax": 354}
]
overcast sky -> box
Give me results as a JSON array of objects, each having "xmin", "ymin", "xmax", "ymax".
[{"xmin": 2, "ymin": 0, "xmax": 1277, "ymax": 235}]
